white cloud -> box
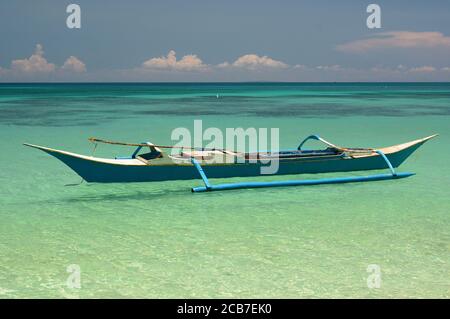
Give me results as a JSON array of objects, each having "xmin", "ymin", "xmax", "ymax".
[
  {"xmin": 369, "ymin": 65, "xmax": 438, "ymax": 74},
  {"xmin": 229, "ymin": 54, "xmax": 287, "ymax": 70},
  {"xmin": 370, "ymin": 65, "xmax": 407, "ymax": 73},
  {"xmin": 370, "ymin": 66, "xmax": 390, "ymax": 73},
  {"xmin": 62, "ymin": 56, "xmax": 86, "ymax": 73},
  {"xmin": 142, "ymin": 50, "xmax": 208, "ymax": 71},
  {"xmin": 1, "ymin": 44, "xmax": 87, "ymax": 80},
  {"xmin": 293, "ymin": 64, "xmax": 307, "ymax": 69},
  {"xmin": 11, "ymin": 44, "xmax": 56, "ymax": 73},
  {"xmin": 141, "ymin": 51, "xmax": 287, "ymax": 72},
  {"xmin": 217, "ymin": 62, "xmax": 230, "ymax": 68},
  {"xmin": 316, "ymin": 65, "xmax": 342, "ymax": 71},
  {"xmin": 441, "ymin": 67, "xmax": 450, "ymax": 72},
  {"xmin": 336, "ymin": 31, "xmax": 450, "ymax": 53},
  {"xmin": 409, "ymin": 66, "xmax": 436, "ymax": 73}
]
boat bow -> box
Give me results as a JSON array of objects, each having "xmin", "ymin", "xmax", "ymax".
[{"xmin": 378, "ymin": 134, "xmax": 438, "ymax": 154}]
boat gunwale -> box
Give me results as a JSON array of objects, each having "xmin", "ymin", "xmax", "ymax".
[
  {"xmin": 23, "ymin": 134, "xmax": 437, "ymax": 167},
  {"xmin": 23, "ymin": 142, "xmax": 348, "ymax": 167}
]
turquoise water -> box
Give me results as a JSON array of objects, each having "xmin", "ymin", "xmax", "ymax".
[{"xmin": 0, "ymin": 83, "xmax": 449, "ymax": 298}]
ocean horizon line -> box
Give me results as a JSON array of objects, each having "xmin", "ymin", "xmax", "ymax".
[{"xmin": 1, "ymin": 81, "xmax": 450, "ymax": 85}]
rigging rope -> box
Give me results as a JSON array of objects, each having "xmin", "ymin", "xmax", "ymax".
[
  {"xmin": 88, "ymin": 137, "xmax": 375, "ymax": 156},
  {"xmin": 88, "ymin": 137, "xmax": 241, "ymax": 155},
  {"xmin": 91, "ymin": 142, "xmax": 98, "ymax": 156}
]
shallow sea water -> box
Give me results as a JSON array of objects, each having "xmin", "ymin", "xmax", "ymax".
[{"xmin": 0, "ymin": 83, "xmax": 449, "ymax": 298}]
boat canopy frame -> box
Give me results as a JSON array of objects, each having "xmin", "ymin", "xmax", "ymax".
[
  {"xmin": 114, "ymin": 142, "xmax": 163, "ymax": 161},
  {"xmin": 297, "ymin": 134, "xmax": 343, "ymax": 151}
]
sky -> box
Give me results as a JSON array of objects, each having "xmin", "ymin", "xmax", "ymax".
[{"xmin": 0, "ymin": 0, "xmax": 449, "ymax": 82}]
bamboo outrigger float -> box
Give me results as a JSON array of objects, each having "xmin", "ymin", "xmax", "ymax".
[{"xmin": 24, "ymin": 134, "xmax": 437, "ymax": 193}]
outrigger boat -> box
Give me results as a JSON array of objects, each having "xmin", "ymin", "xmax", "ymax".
[{"xmin": 24, "ymin": 134, "xmax": 437, "ymax": 192}]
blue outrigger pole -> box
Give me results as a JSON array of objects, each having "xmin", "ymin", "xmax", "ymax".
[{"xmin": 190, "ymin": 149, "xmax": 414, "ymax": 193}]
